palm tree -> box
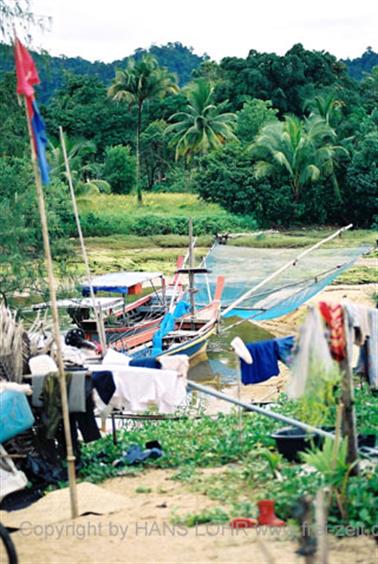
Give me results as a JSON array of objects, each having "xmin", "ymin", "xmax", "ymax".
[
  {"xmin": 48, "ymin": 133, "xmax": 95, "ymax": 184},
  {"xmin": 252, "ymin": 115, "xmax": 348, "ymax": 200},
  {"xmin": 108, "ymin": 55, "xmax": 178, "ymax": 204},
  {"xmin": 304, "ymin": 92, "xmax": 343, "ymax": 126},
  {"xmin": 166, "ymin": 79, "xmax": 237, "ymax": 161}
]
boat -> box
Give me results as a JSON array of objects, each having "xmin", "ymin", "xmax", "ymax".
[
  {"xmin": 33, "ymin": 266, "xmax": 186, "ymax": 348},
  {"xmin": 118, "ymin": 275, "xmax": 225, "ymax": 362}
]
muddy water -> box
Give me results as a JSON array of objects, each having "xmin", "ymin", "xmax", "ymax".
[{"xmin": 188, "ymin": 317, "xmax": 272, "ymax": 388}]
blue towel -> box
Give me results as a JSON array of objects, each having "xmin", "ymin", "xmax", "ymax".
[
  {"xmin": 91, "ymin": 371, "xmax": 115, "ymax": 404},
  {"xmin": 129, "ymin": 358, "xmax": 161, "ymax": 369},
  {"xmin": 240, "ymin": 340, "xmax": 280, "ymax": 385},
  {"xmin": 275, "ymin": 336, "xmax": 295, "ymax": 365},
  {"xmin": 240, "ymin": 337, "xmax": 295, "ymax": 385}
]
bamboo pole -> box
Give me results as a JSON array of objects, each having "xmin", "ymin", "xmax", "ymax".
[
  {"xmin": 221, "ymin": 224, "xmax": 353, "ymax": 317},
  {"xmin": 59, "ymin": 127, "xmax": 107, "ymax": 355},
  {"xmin": 340, "ymin": 311, "xmax": 359, "ymax": 471},
  {"xmin": 188, "ymin": 218, "xmax": 195, "ymax": 317},
  {"xmin": 23, "ymin": 101, "xmax": 78, "ymax": 519},
  {"xmin": 315, "ymin": 488, "xmax": 330, "ymax": 564}
]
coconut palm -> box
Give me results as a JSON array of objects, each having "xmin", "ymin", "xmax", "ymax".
[
  {"xmin": 304, "ymin": 92, "xmax": 343, "ymax": 126},
  {"xmin": 48, "ymin": 133, "xmax": 95, "ymax": 184},
  {"xmin": 166, "ymin": 79, "xmax": 237, "ymax": 161},
  {"xmin": 252, "ymin": 115, "xmax": 348, "ymax": 200},
  {"xmin": 108, "ymin": 55, "xmax": 178, "ymax": 204}
]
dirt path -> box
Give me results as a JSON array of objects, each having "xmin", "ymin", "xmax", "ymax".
[{"xmin": 9, "ymin": 469, "xmax": 378, "ymax": 563}]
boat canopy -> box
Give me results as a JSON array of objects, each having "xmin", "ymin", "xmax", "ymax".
[
  {"xmin": 33, "ymin": 297, "xmax": 124, "ymax": 312},
  {"xmin": 81, "ymin": 271, "xmax": 163, "ymax": 295}
]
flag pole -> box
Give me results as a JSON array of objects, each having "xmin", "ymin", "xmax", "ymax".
[
  {"xmin": 59, "ymin": 126, "xmax": 107, "ymax": 354},
  {"xmin": 23, "ymin": 99, "xmax": 79, "ymax": 519}
]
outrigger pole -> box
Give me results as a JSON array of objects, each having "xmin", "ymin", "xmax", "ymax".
[
  {"xmin": 59, "ymin": 127, "xmax": 107, "ymax": 353},
  {"xmin": 20, "ymin": 86, "xmax": 78, "ymax": 517},
  {"xmin": 221, "ymin": 224, "xmax": 353, "ymax": 318}
]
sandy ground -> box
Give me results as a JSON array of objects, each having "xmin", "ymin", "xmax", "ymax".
[
  {"xmin": 6, "ymin": 281, "xmax": 377, "ymax": 564},
  {"xmin": 7, "ymin": 468, "xmax": 378, "ymax": 564}
]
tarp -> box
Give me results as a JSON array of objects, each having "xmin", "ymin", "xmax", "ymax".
[
  {"xmin": 81, "ymin": 272, "xmax": 163, "ymax": 295},
  {"xmin": 33, "ymin": 297, "xmax": 124, "ymax": 311}
]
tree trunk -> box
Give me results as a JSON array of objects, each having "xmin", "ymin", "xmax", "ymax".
[{"xmin": 136, "ymin": 101, "xmax": 142, "ymax": 205}]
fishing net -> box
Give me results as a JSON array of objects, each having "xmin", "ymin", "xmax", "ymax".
[{"xmin": 195, "ymin": 243, "xmax": 370, "ymax": 321}]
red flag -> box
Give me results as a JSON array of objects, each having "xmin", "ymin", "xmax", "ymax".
[{"xmin": 14, "ymin": 38, "xmax": 40, "ymax": 97}]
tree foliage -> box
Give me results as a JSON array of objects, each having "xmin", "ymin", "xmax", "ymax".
[
  {"xmin": 102, "ymin": 145, "xmax": 136, "ymax": 194},
  {"xmin": 108, "ymin": 55, "xmax": 178, "ymax": 203},
  {"xmin": 166, "ymin": 79, "xmax": 237, "ymax": 160},
  {"xmin": 252, "ymin": 115, "xmax": 348, "ymax": 200}
]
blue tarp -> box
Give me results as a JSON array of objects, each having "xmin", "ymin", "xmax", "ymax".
[{"xmin": 151, "ymin": 300, "xmax": 190, "ymax": 356}]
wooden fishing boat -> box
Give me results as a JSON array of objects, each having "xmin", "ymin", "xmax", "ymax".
[
  {"xmin": 33, "ymin": 266, "xmax": 186, "ymax": 347},
  {"xmin": 120, "ymin": 276, "xmax": 225, "ymax": 362}
]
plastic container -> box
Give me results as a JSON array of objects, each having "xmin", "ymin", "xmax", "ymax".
[
  {"xmin": 271, "ymin": 426, "xmax": 315, "ymax": 462},
  {"xmin": 0, "ymin": 391, "xmax": 35, "ymax": 443}
]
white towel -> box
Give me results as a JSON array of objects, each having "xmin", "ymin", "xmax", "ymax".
[
  {"xmin": 159, "ymin": 355, "xmax": 189, "ymax": 378},
  {"xmin": 101, "ymin": 364, "xmax": 186, "ymax": 414}
]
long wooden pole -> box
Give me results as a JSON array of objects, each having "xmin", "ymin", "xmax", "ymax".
[
  {"xmin": 59, "ymin": 126, "xmax": 107, "ymax": 354},
  {"xmin": 187, "ymin": 218, "xmax": 197, "ymax": 324},
  {"xmin": 340, "ymin": 312, "xmax": 359, "ymax": 471},
  {"xmin": 23, "ymin": 100, "xmax": 78, "ymax": 519},
  {"xmin": 222, "ymin": 224, "xmax": 353, "ymax": 317}
]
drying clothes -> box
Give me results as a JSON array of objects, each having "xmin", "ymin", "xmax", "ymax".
[
  {"xmin": 40, "ymin": 373, "xmax": 98, "ymax": 441},
  {"xmin": 100, "ymin": 364, "xmax": 187, "ymax": 414},
  {"xmin": 68, "ymin": 372, "xmax": 86, "ymax": 413},
  {"xmin": 32, "ymin": 372, "xmax": 86, "ymax": 412},
  {"xmin": 102, "ymin": 348, "xmax": 130, "ymax": 366},
  {"xmin": 240, "ymin": 340, "xmax": 280, "ymax": 385},
  {"xmin": 42, "ymin": 373, "xmax": 72, "ymax": 439},
  {"xmin": 288, "ymin": 307, "xmax": 336, "ymax": 399},
  {"xmin": 319, "ymin": 302, "xmax": 346, "ymax": 361},
  {"xmin": 109, "ymin": 365, "xmax": 157, "ymax": 412},
  {"xmin": 153, "ymin": 369, "xmax": 187, "ymax": 414},
  {"xmin": 129, "ymin": 357, "xmax": 161, "ymax": 369},
  {"xmin": 343, "ymin": 302, "xmax": 371, "ymax": 348},
  {"xmin": 31, "ymin": 375, "xmax": 45, "ymax": 408},
  {"xmin": 275, "ymin": 336, "xmax": 295, "ymax": 365},
  {"xmin": 158, "ymin": 355, "xmax": 189, "ymax": 378},
  {"xmin": 91, "ymin": 370, "xmax": 116, "ymax": 404},
  {"xmin": 356, "ymin": 309, "xmax": 378, "ymax": 390}
]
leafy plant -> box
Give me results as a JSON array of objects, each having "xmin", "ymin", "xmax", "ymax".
[
  {"xmin": 171, "ymin": 507, "xmax": 229, "ymax": 527},
  {"xmin": 301, "ymin": 437, "xmax": 357, "ymax": 519}
]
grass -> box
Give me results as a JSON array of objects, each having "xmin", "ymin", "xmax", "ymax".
[
  {"xmin": 78, "ymin": 193, "xmax": 225, "ymax": 218},
  {"xmin": 70, "ymin": 222, "xmax": 376, "ymax": 282},
  {"xmin": 78, "ymin": 385, "xmax": 378, "ymax": 534},
  {"xmin": 336, "ymin": 266, "xmax": 377, "ymax": 285},
  {"xmin": 230, "ymin": 228, "xmax": 377, "ymax": 249}
]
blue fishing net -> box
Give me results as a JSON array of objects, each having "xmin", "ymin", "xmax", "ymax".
[{"xmin": 195, "ymin": 243, "xmax": 370, "ymax": 321}]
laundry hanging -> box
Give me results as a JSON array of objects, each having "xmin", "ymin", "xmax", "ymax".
[{"xmin": 240, "ymin": 336, "xmax": 295, "ymax": 385}]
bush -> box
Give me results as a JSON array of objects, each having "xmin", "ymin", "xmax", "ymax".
[
  {"xmin": 103, "ymin": 145, "xmax": 136, "ymax": 194},
  {"xmin": 79, "ymin": 211, "xmax": 257, "ymax": 237}
]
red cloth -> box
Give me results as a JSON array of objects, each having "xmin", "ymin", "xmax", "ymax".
[
  {"xmin": 319, "ymin": 302, "xmax": 346, "ymax": 361},
  {"xmin": 14, "ymin": 38, "xmax": 40, "ymax": 97}
]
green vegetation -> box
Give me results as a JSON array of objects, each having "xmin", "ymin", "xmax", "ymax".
[
  {"xmin": 79, "ymin": 384, "xmax": 377, "ymax": 534},
  {"xmin": 108, "ymin": 54, "xmax": 178, "ymax": 203}
]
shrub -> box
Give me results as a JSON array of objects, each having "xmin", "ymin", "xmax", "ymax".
[{"xmin": 103, "ymin": 145, "xmax": 136, "ymax": 194}]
